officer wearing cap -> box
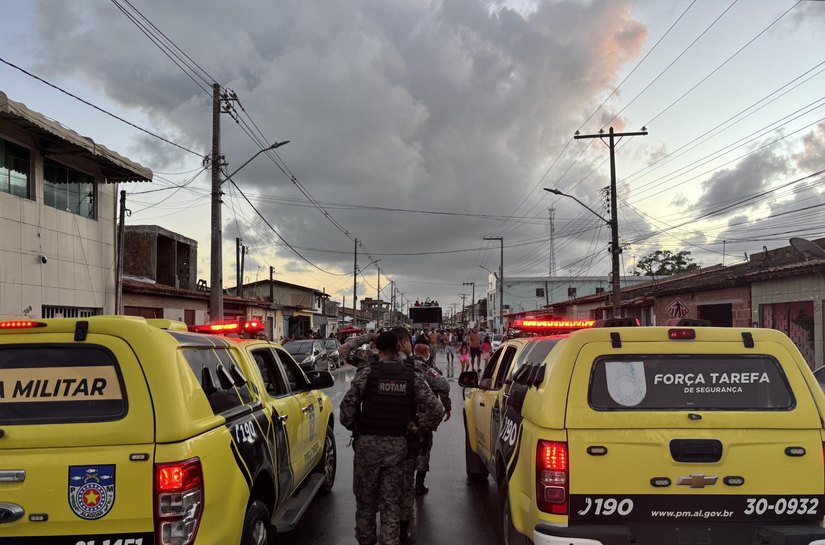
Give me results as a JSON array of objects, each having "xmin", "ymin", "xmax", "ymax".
[{"xmin": 340, "ymin": 331, "xmax": 444, "ymax": 545}]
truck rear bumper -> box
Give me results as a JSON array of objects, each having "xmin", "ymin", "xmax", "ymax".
[{"xmin": 534, "ymin": 522, "xmax": 825, "ymax": 545}]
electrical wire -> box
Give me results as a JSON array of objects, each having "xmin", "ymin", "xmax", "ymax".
[{"xmin": 0, "ymin": 56, "xmax": 203, "ymax": 158}]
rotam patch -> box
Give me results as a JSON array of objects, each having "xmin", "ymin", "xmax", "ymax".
[
  {"xmin": 378, "ymin": 379, "xmax": 407, "ymax": 395},
  {"xmin": 69, "ymin": 465, "xmax": 116, "ymax": 520}
]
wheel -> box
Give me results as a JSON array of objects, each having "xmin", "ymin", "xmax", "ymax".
[
  {"xmin": 240, "ymin": 500, "xmax": 273, "ymax": 545},
  {"xmin": 500, "ymin": 479, "xmax": 528, "ymax": 545},
  {"xmin": 314, "ymin": 423, "xmax": 337, "ymax": 494},
  {"xmin": 328, "ymin": 358, "xmax": 336, "ymax": 372},
  {"xmin": 464, "ymin": 417, "xmax": 489, "ymax": 482}
]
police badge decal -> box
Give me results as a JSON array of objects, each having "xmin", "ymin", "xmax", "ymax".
[{"xmin": 68, "ymin": 465, "xmax": 116, "ymax": 520}]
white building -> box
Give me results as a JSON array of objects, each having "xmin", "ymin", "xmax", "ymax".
[{"xmin": 0, "ymin": 90, "xmax": 151, "ymax": 319}]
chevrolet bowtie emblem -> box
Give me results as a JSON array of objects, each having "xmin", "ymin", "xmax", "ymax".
[{"xmin": 677, "ymin": 474, "xmax": 718, "ymax": 488}]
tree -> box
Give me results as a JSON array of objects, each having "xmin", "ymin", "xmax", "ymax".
[{"xmin": 634, "ymin": 250, "xmax": 699, "ymax": 277}]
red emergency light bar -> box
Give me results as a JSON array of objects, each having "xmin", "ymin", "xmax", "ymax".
[
  {"xmin": 0, "ymin": 320, "xmax": 47, "ymax": 329},
  {"xmin": 514, "ymin": 319, "xmax": 595, "ymax": 330},
  {"xmin": 189, "ymin": 319, "xmax": 265, "ymax": 335}
]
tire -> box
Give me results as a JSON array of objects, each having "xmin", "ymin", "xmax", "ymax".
[
  {"xmin": 314, "ymin": 423, "xmax": 337, "ymax": 494},
  {"xmin": 328, "ymin": 358, "xmax": 335, "ymax": 372},
  {"xmin": 500, "ymin": 479, "xmax": 529, "ymax": 545},
  {"xmin": 464, "ymin": 418, "xmax": 489, "ymax": 482},
  {"xmin": 240, "ymin": 500, "xmax": 273, "ymax": 545}
]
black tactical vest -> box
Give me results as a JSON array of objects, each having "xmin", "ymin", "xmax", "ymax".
[{"xmin": 358, "ymin": 360, "xmax": 415, "ymax": 436}]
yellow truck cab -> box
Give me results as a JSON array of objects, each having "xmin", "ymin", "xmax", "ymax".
[
  {"xmin": 461, "ymin": 321, "xmax": 825, "ymax": 545},
  {"xmin": 0, "ymin": 316, "xmax": 336, "ymax": 545}
]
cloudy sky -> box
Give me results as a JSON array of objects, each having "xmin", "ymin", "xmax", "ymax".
[{"xmin": 2, "ymin": 0, "xmax": 824, "ymax": 314}]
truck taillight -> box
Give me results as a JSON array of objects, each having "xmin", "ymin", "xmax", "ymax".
[
  {"xmin": 536, "ymin": 440, "xmax": 568, "ymax": 515},
  {"xmin": 155, "ymin": 458, "xmax": 203, "ymax": 545}
]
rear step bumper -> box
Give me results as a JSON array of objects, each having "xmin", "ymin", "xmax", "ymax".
[{"xmin": 534, "ymin": 522, "xmax": 825, "ymax": 545}]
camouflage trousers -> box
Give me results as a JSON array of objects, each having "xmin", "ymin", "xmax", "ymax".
[
  {"xmin": 416, "ymin": 432, "xmax": 434, "ymax": 472},
  {"xmin": 353, "ymin": 435, "xmax": 408, "ymax": 545},
  {"xmin": 400, "ymin": 456, "xmax": 417, "ymax": 521}
]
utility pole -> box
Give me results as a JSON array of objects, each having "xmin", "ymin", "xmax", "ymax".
[
  {"xmin": 116, "ymin": 190, "xmax": 127, "ymax": 314},
  {"xmin": 210, "ymin": 82, "xmax": 224, "ymax": 320},
  {"xmin": 459, "ymin": 294, "xmax": 468, "ymax": 324},
  {"xmin": 548, "ymin": 207, "xmax": 556, "ymax": 277},
  {"xmin": 236, "ymin": 237, "xmax": 242, "ymax": 297},
  {"xmin": 353, "ymin": 238, "xmax": 358, "ymax": 326},
  {"xmin": 240, "ymin": 244, "xmax": 247, "ymax": 297},
  {"xmin": 463, "ymin": 282, "xmax": 475, "ymax": 323},
  {"xmin": 377, "ymin": 267, "xmax": 381, "ymax": 302},
  {"xmin": 483, "ymin": 236, "xmax": 504, "ymax": 331},
  {"xmin": 269, "ymin": 266, "xmax": 276, "ymax": 303},
  {"xmin": 574, "ymin": 126, "xmax": 647, "ymax": 317}
]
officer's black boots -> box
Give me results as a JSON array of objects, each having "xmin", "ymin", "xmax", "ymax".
[
  {"xmin": 415, "ymin": 471, "xmax": 429, "ymax": 495},
  {"xmin": 400, "ymin": 519, "xmax": 412, "ymax": 543}
]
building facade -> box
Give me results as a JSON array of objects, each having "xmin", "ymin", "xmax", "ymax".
[{"xmin": 0, "ymin": 90, "xmax": 151, "ymax": 319}]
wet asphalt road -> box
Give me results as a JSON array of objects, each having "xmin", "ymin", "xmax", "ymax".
[{"xmin": 280, "ymin": 352, "xmax": 502, "ymax": 545}]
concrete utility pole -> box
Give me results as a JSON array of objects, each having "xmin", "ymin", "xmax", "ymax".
[
  {"xmin": 459, "ymin": 293, "xmax": 468, "ymax": 323},
  {"xmin": 548, "ymin": 207, "xmax": 556, "ymax": 277},
  {"xmin": 574, "ymin": 126, "xmax": 647, "ymax": 317},
  {"xmin": 353, "ymin": 238, "xmax": 358, "ymax": 326},
  {"xmin": 116, "ymin": 190, "xmax": 127, "ymax": 314},
  {"xmin": 269, "ymin": 266, "xmax": 276, "ymax": 303},
  {"xmin": 463, "ymin": 282, "xmax": 475, "ymax": 323},
  {"xmin": 483, "ymin": 236, "xmax": 504, "ymax": 330},
  {"xmin": 377, "ymin": 267, "xmax": 381, "ymax": 302},
  {"xmin": 210, "ymin": 83, "xmax": 224, "ymax": 320}
]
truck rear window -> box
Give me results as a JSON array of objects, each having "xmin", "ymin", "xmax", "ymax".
[
  {"xmin": 589, "ymin": 355, "xmax": 794, "ymax": 410},
  {"xmin": 0, "ymin": 346, "xmax": 127, "ymax": 424}
]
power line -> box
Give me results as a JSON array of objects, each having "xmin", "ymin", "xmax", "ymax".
[
  {"xmin": 0, "ymin": 56, "xmax": 203, "ymax": 158},
  {"xmin": 226, "ymin": 175, "xmax": 349, "ymax": 277}
]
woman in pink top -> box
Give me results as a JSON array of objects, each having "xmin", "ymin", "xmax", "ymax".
[{"xmin": 481, "ymin": 335, "xmax": 492, "ymax": 368}]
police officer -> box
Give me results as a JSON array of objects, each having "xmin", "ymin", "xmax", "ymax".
[
  {"xmin": 340, "ymin": 331, "xmax": 444, "ymax": 545},
  {"xmin": 410, "ymin": 336, "xmax": 450, "ymax": 495}
]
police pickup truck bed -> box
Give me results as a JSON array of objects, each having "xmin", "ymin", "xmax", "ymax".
[
  {"xmin": 461, "ymin": 324, "xmax": 825, "ymax": 545},
  {"xmin": 0, "ymin": 316, "xmax": 336, "ymax": 545}
]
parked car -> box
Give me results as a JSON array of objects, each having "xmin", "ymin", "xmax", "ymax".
[
  {"xmin": 283, "ymin": 339, "xmax": 329, "ymax": 372},
  {"xmin": 324, "ymin": 338, "xmax": 342, "ymax": 370},
  {"xmin": 490, "ymin": 333, "xmax": 505, "ymax": 350}
]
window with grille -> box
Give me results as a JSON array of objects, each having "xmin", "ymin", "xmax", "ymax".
[
  {"xmin": 595, "ymin": 287, "xmax": 605, "ymax": 294},
  {"xmin": 41, "ymin": 306, "xmax": 98, "ymax": 319},
  {"xmin": 567, "ymin": 287, "xmax": 577, "ymax": 298},
  {"xmin": 536, "ymin": 288, "xmax": 545, "ymax": 298}
]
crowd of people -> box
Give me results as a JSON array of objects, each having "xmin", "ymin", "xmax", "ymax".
[{"xmin": 409, "ymin": 326, "xmax": 499, "ymax": 378}]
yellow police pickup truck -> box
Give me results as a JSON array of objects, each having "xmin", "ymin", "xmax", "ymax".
[
  {"xmin": 460, "ymin": 321, "xmax": 825, "ymax": 545},
  {"xmin": 0, "ymin": 316, "xmax": 336, "ymax": 545}
]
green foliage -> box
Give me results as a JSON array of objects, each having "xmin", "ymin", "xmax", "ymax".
[{"xmin": 634, "ymin": 250, "xmax": 699, "ymax": 277}]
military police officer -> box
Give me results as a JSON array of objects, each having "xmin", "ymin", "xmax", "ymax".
[
  {"xmin": 340, "ymin": 331, "xmax": 444, "ymax": 545},
  {"xmin": 410, "ymin": 336, "xmax": 450, "ymax": 495}
]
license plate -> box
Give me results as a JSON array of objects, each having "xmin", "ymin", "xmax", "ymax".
[{"xmin": 570, "ymin": 495, "xmax": 824, "ymax": 523}]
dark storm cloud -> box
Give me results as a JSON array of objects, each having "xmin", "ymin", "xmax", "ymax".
[
  {"xmin": 695, "ymin": 149, "xmax": 789, "ymax": 215},
  {"xmin": 28, "ymin": 0, "xmax": 648, "ymax": 301}
]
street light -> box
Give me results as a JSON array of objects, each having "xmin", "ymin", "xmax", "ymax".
[
  {"xmin": 544, "ymin": 187, "xmax": 621, "ymax": 316},
  {"xmin": 211, "ymin": 140, "xmax": 290, "ymax": 320},
  {"xmin": 544, "ymin": 188, "xmax": 609, "ymax": 225}
]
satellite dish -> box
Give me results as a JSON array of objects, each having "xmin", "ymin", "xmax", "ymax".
[{"xmin": 790, "ymin": 237, "xmax": 825, "ymax": 260}]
